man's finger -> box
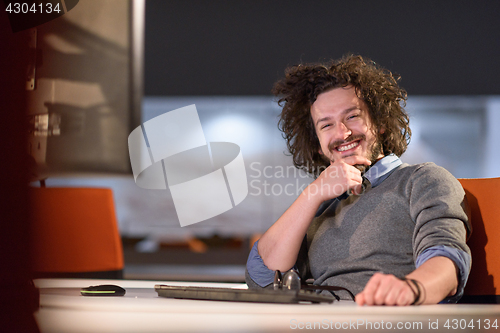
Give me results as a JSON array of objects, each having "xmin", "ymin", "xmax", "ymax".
[
  {"xmin": 360, "ymin": 272, "xmax": 383, "ymax": 305},
  {"xmin": 350, "ymin": 183, "xmax": 363, "ymax": 195},
  {"xmin": 355, "ymin": 292, "xmax": 366, "ymax": 306},
  {"xmin": 373, "ymin": 275, "xmax": 395, "ymax": 305},
  {"xmin": 383, "ymin": 280, "xmax": 406, "ymax": 305},
  {"xmin": 396, "ymin": 286, "xmax": 414, "ymax": 306}
]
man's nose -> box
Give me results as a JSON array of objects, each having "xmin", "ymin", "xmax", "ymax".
[{"xmin": 333, "ymin": 122, "xmax": 352, "ymax": 141}]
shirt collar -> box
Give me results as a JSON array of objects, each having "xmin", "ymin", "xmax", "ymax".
[{"xmin": 364, "ymin": 153, "xmax": 402, "ymax": 188}]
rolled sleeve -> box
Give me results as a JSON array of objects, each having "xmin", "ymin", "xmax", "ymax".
[
  {"xmin": 245, "ymin": 240, "xmax": 276, "ymax": 288},
  {"xmin": 416, "ymin": 245, "xmax": 471, "ymax": 303}
]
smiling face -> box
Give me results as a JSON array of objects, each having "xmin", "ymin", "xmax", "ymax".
[{"xmin": 310, "ymin": 86, "xmax": 384, "ymax": 170}]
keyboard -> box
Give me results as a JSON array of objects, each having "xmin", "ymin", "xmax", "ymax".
[{"xmin": 155, "ymin": 284, "xmax": 335, "ymax": 304}]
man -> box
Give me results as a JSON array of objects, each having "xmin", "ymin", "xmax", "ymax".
[{"xmin": 245, "ymin": 55, "xmax": 471, "ymax": 306}]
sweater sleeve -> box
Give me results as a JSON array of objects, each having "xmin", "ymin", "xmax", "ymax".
[
  {"xmin": 408, "ymin": 163, "xmax": 471, "ymax": 300},
  {"xmin": 245, "ymin": 238, "xmax": 311, "ymax": 289},
  {"xmin": 408, "ymin": 163, "xmax": 471, "ymax": 257}
]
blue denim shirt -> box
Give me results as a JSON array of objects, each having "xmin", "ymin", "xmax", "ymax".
[{"xmin": 246, "ymin": 154, "xmax": 471, "ymax": 303}]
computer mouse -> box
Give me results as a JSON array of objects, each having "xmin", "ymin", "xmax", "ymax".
[{"xmin": 81, "ymin": 284, "xmax": 126, "ymax": 296}]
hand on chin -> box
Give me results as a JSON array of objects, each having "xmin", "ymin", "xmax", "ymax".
[
  {"xmin": 353, "ymin": 164, "xmax": 369, "ymax": 173},
  {"xmin": 332, "ymin": 153, "xmax": 369, "ymax": 174}
]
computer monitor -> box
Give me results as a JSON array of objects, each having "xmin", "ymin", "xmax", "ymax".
[{"xmin": 27, "ymin": 0, "xmax": 144, "ymax": 178}]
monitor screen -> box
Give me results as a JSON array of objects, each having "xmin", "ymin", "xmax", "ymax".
[{"xmin": 27, "ymin": 0, "xmax": 144, "ymax": 178}]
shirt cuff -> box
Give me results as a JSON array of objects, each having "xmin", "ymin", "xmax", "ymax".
[
  {"xmin": 415, "ymin": 245, "xmax": 471, "ymax": 303},
  {"xmin": 245, "ymin": 240, "xmax": 276, "ymax": 287}
]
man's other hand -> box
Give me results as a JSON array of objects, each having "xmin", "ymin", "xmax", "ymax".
[{"xmin": 355, "ymin": 272, "xmax": 418, "ymax": 306}]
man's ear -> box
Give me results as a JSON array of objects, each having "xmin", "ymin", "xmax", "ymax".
[{"xmin": 379, "ymin": 126, "xmax": 385, "ymax": 134}]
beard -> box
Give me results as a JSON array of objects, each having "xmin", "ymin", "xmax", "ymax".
[
  {"xmin": 354, "ymin": 139, "xmax": 383, "ymax": 174},
  {"xmin": 322, "ymin": 134, "xmax": 384, "ymax": 175}
]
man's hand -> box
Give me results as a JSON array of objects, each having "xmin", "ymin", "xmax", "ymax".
[
  {"xmin": 308, "ymin": 156, "xmax": 371, "ymax": 202},
  {"xmin": 355, "ymin": 273, "xmax": 419, "ymax": 306}
]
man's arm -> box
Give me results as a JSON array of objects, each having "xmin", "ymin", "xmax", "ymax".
[
  {"xmin": 257, "ymin": 156, "xmax": 371, "ymax": 271},
  {"xmin": 355, "ymin": 256, "xmax": 458, "ymax": 306},
  {"xmin": 257, "ymin": 186, "xmax": 322, "ymax": 271},
  {"xmin": 357, "ymin": 164, "xmax": 470, "ymax": 306}
]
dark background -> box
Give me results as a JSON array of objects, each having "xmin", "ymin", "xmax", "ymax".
[{"xmin": 145, "ymin": 0, "xmax": 500, "ymax": 96}]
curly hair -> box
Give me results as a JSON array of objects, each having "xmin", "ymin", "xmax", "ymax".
[{"xmin": 272, "ymin": 54, "xmax": 411, "ymax": 177}]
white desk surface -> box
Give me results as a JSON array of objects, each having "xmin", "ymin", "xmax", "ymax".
[{"xmin": 35, "ymin": 279, "xmax": 500, "ymax": 333}]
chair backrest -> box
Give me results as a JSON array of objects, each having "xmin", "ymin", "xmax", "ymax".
[
  {"xmin": 30, "ymin": 187, "xmax": 124, "ymax": 279},
  {"xmin": 458, "ymin": 178, "xmax": 500, "ymax": 302}
]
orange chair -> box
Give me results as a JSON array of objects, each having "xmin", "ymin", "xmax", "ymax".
[
  {"xmin": 458, "ymin": 178, "xmax": 500, "ymax": 303},
  {"xmin": 29, "ymin": 187, "xmax": 124, "ymax": 279}
]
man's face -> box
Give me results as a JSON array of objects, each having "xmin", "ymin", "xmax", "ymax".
[{"xmin": 310, "ymin": 86, "xmax": 384, "ymax": 170}]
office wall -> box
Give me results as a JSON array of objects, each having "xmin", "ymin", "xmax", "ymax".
[{"xmin": 144, "ymin": 0, "xmax": 500, "ymax": 96}]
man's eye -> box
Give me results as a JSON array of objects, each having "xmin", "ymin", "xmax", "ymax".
[
  {"xmin": 321, "ymin": 124, "xmax": 331, "ymax": 129},
  {"xmin": 347, "ymin": 114, "xmax": 359, "ymax": 120}
]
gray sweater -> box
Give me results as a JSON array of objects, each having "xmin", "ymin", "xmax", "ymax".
[{"xmin": 247, "ymin": 162, "xmax": 471, "ymax": 300}]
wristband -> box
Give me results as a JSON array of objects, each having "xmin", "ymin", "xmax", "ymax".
[{"xmin": 400, "ymin": 278, "xmax": 426, "ymax": 305}]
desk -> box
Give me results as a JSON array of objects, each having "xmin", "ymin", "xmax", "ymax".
[{"xmin": 35, "ymin": 279, "xmax": 500, "ymax": 333}]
